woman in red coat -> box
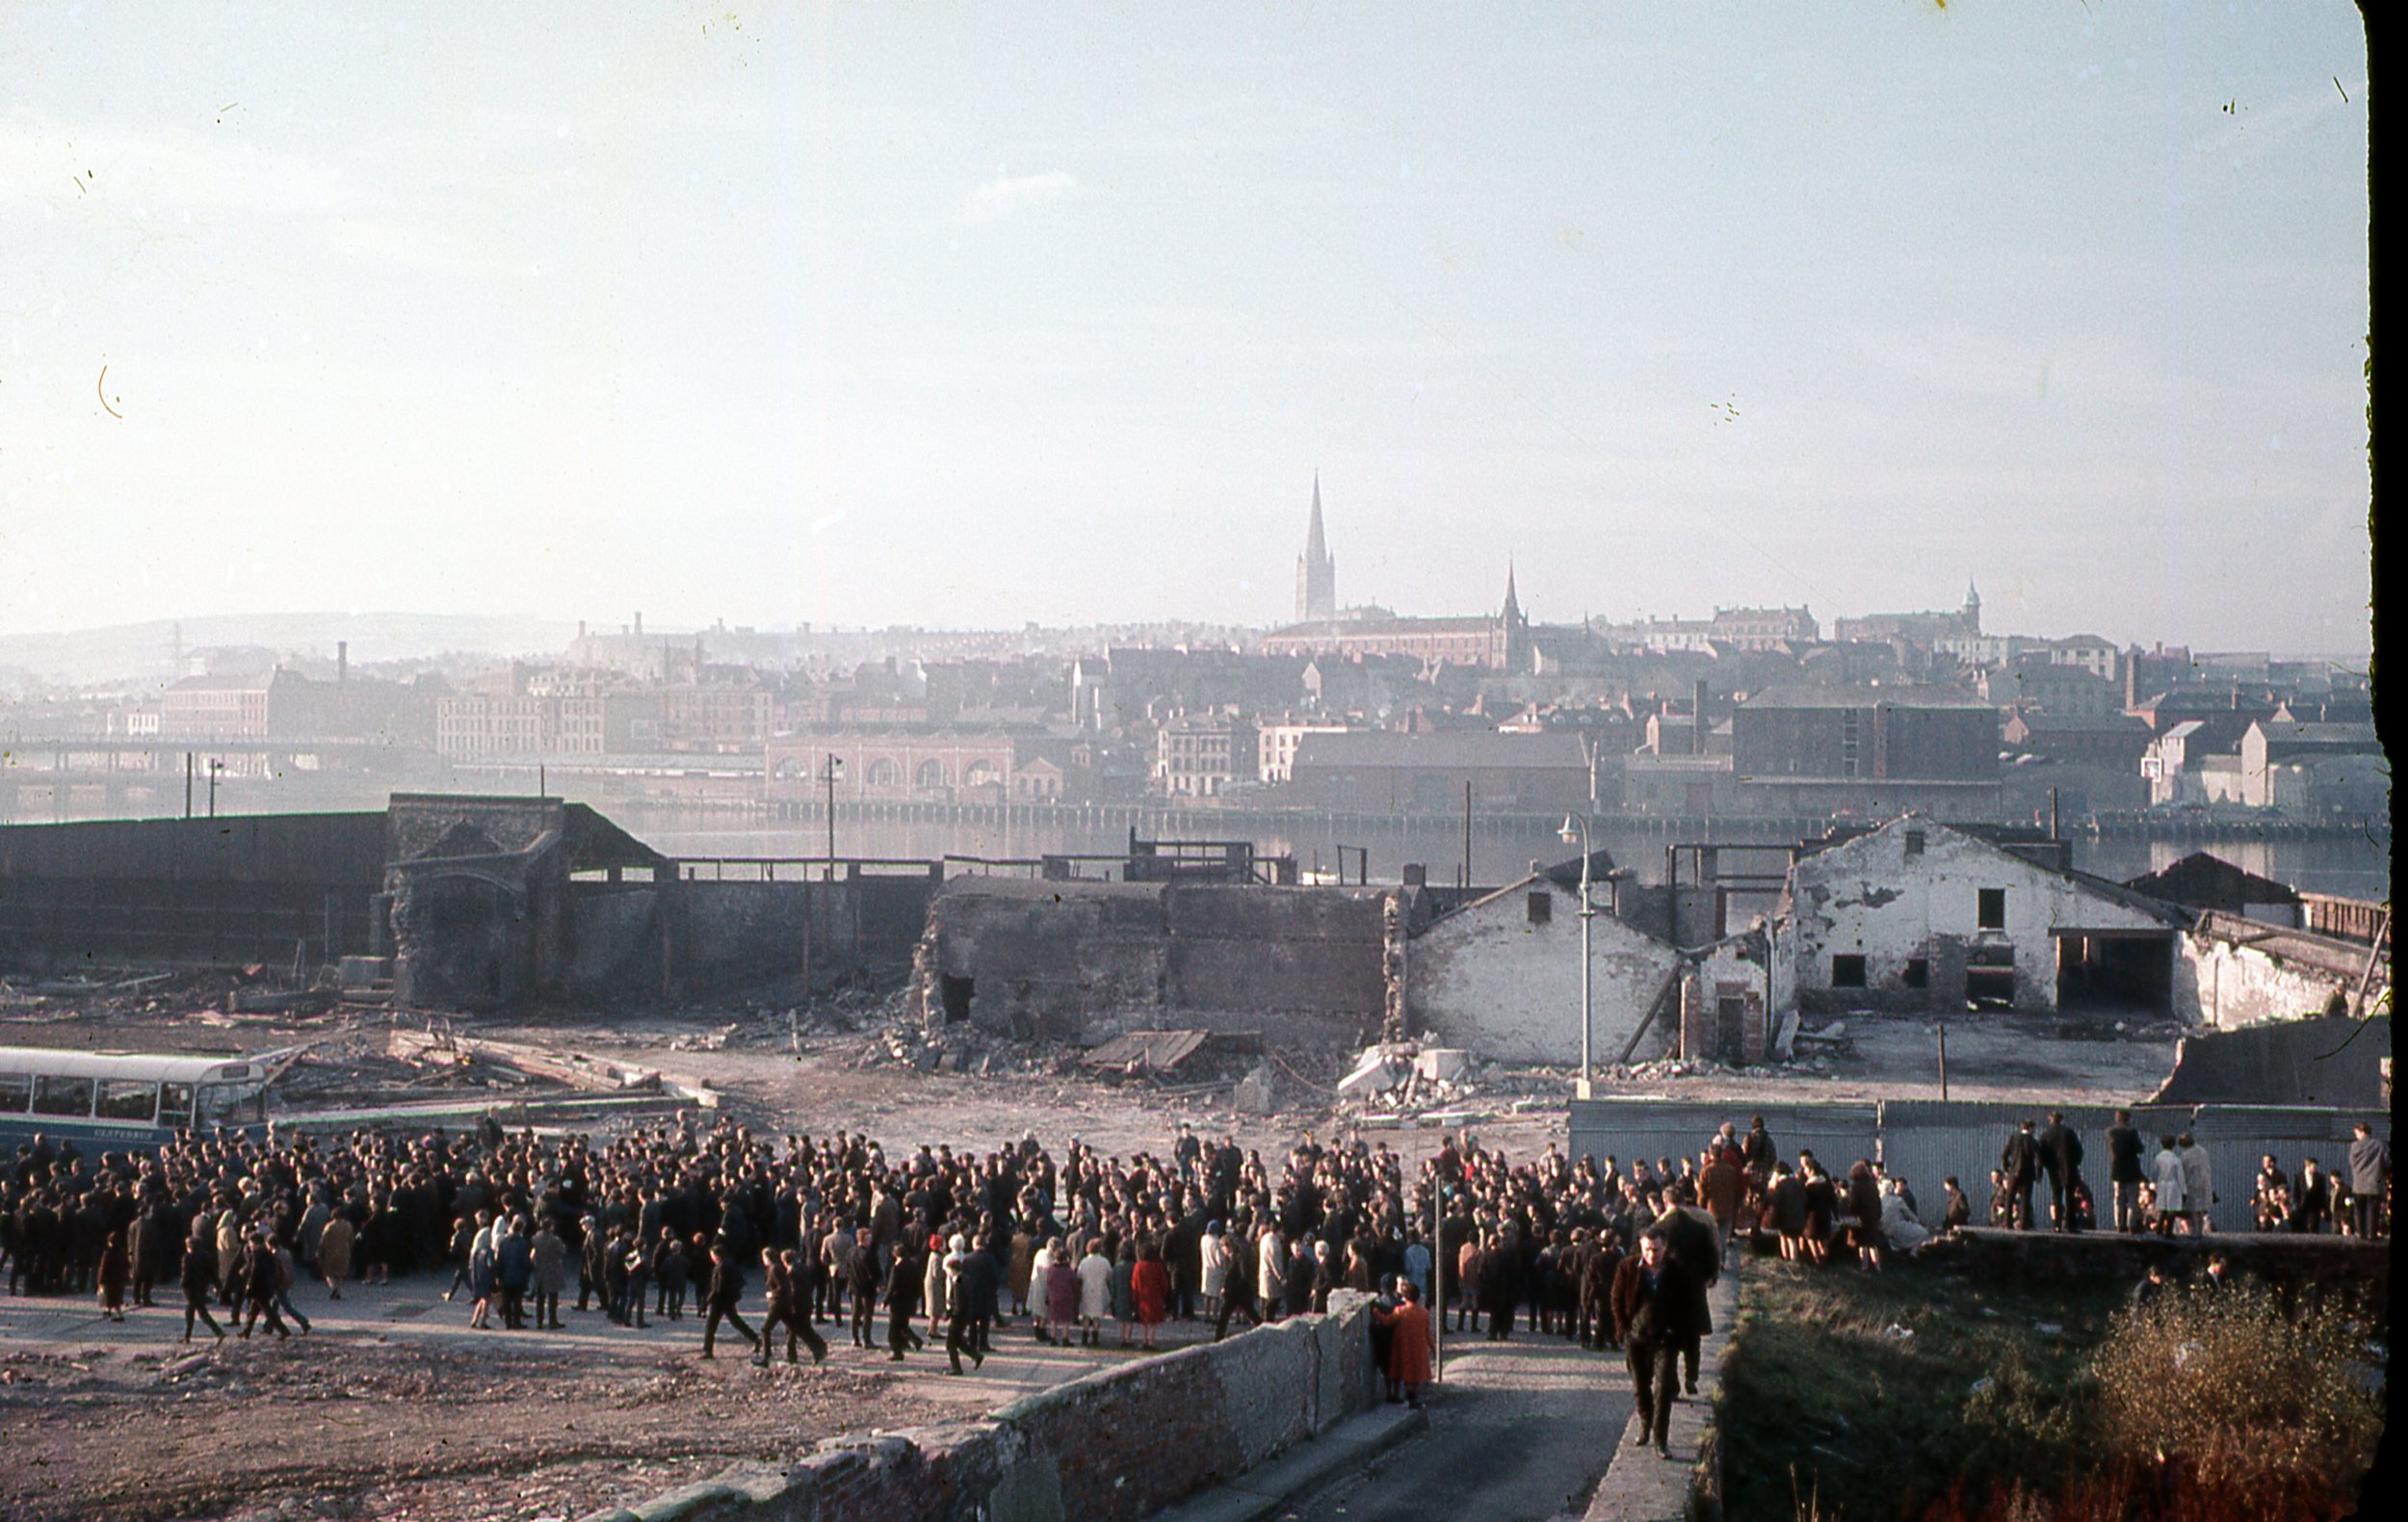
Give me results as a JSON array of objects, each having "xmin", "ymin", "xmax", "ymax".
[
  {"xmin": 1132, "ymin": 1244, "xmax": 1171, "ymax": 1350},
  {"xmin": 1373, "ymin": 1282, "xmax": 1435, "ymax": 1407}
]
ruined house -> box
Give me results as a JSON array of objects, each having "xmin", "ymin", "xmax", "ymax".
[
  {"xmin": 1401, "ymin": 858, "xmax": 1686, "ymax": 1066},
  {"xmin": 1771, "ymin": 814, "xmax": 2189, "ymax": 1018}
]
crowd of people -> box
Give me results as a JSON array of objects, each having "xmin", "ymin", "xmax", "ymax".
[
  {"xmin": 1981, "ymin": 1110, "xmax": 2392, "ymax": 1240},
  {"xmin": 0, "ymin": 1102, "xmax": 2387, "ymax": 1458}
]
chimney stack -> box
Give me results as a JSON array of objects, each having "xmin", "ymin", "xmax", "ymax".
[
  {"xmin": 634, "ymin": 611, "xmax": 643, "ymax": 636},
  {"xmin": 336, "ymin": 641, "xmax": 349, "ymax": 683},
  {"xmin": 1692, "ymin": 679, "xmax": 1710, "ymax": 755}
]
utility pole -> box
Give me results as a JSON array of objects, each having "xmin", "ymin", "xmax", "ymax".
[
  {"xmin": 1430, "ymin": 1183, "xmax": 1445, "ymax": 1383},
  {"xmin": 184, "ymin": 752, "xmax": 194, "ymax": 819},
  {"xmin": 207, "ymin": 758, "xmax": 222, "ymax": 819},
  {"xmin": 1462, "ymin": 780, "xmax": 1473, "ymax": 891}
]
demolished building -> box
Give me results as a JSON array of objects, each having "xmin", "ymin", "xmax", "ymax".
[
  {"xmin": 914, "ymin": 877, "xmax": 1391, "ymax": 1047},
  {"xmin": 1771, "ymin": 814, "xmax": 2191, "ymax": 1018}
]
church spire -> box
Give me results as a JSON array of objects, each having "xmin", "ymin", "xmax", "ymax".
[{"xmin": 1296, "ymin": 473, "xmax": 1336, "ymax": 621}]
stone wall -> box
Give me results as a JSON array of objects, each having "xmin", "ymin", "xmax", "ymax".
[
  {"xmin": 2184, "ymin": 929, "xmax": 2367, "ymax": 1030},
  {"xmin": 573, "ymin": 1292, "xmax": 1384, "ymax": 1522},
  {"xmin": 920, "ymin": 879, "xmax": 1387, "ymax": 1047},
  {"xmin": 1924, "ymin": 1227, "xmax": 2390, "ymax": 1310}
]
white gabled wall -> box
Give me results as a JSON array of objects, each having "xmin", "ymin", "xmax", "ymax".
[
  {"xmin": 1404, "ymin": 877, "xmax": 1683, "ymax": 1065},
  {"xmin": 1780, "ymin": 817, "xmax": 2171, "ymax": 1016}
]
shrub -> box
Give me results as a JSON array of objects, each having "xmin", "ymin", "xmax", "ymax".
[{"xmin": 2085, "ymin": 1279, "xmax": 2380, "ymax": 1511}]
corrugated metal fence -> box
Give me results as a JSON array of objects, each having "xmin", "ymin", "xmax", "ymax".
[{"xmin": 1570, "ymin": 1098, "xmax": 2384, "ymax": 1234}]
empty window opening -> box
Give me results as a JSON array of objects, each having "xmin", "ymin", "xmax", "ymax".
[
  {"xmin": 1527, "ymin": 891, "xmax": 1553, "ymax": 926},
  {"xmin": 939, "ymin": 974, "xmax": 975, "ymax": 1024},
  {"xmin": 1903, "ymin": 958, "xmax": 1929, "ymax": 989},
  {"xmin": 1964, "ymin": 967, "xmax": 2016, "ymax": 1009},
  {"xmin": 1904, "ymin": 830, "xmax": 1925, "ymax": 857},
  {"xmin": 1977, "ymin": 888, "xmax": 2007, "ymax": 930},
  {"xmin": 1831, "ymin": 954, "xmax": 1868, "ymax": 988}
]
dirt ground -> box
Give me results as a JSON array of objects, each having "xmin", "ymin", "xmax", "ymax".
[
  {"xmin": 0, "ymin": 996, "xmax": 2182, "ymax": 1521},
  {"xmin": 0, "ymin": 1332, "xmax": 951, "ymax": 1522}
]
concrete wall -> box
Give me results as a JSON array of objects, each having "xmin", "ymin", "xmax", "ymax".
[
  {"xmin": 1404, "ymin": 876, "xmax": 1682, "ymax": 1065},
  {"xmin": 573, "ymin": 1292, "xmax": 1384, "ymax": 1522},
  {"xmin": 921, "ymin": 879, "xmax": 1386, "ymax": 1047},
  {"xmin": 1777, "ymin": 815, "xmax": 2173, "ymax": 1017},
  {"xmin": 0, "ymin": 811, "xmax": 387, "ymax": 972},
  {"xmin": 560, "ymin": 875, "xmax": 938, "ymax": 1005}
]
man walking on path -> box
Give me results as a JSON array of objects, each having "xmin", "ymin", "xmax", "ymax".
[
  {"xmin": 1611, "ymin": 1233, "xmax": 1699, "ymax": 1458},
  {"xmin": 700, "ymin": 1240, "xmax": 759, "ymax": 1360}
]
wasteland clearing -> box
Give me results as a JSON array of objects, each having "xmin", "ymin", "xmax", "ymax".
[{"xmin": 0, "ymin": 989, "xmax": 2190, "ymax": 1521}]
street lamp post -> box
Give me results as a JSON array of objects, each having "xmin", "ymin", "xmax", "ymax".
[
  {"xmin": 1559, "ymin": 812, "xmax": 1595, "ymax": 1099},
  {"xmin": 821, "ymin": 756, "xmax": 844, "ymax": 879}
]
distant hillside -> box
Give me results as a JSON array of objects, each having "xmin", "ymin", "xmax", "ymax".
[{"xmin": 0, "ymin": 613, "xmax": 580, "ymax": 689}]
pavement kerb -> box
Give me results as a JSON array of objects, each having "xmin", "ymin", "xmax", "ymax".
[
  {"xmin": 1144, "ymin": 1401, "xmax": 1429, "ymax": 1522},
  {"xmin": 1584, "ymin": 1254, "xmax": 1742, "ymax": 1522}
]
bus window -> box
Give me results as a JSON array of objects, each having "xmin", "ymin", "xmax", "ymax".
[
  {"xmin": 158, "ymin": 1083, "xmax": 196, "ymax": 1129},
  {"xmin": 196, "ymin": 1083, "xmax": 264, "ymax": 1126},
  {"xmin": 95, "ymin": 1079, "xmax": 160, "ymax": 1123},
  {"xmin": 32, "ymin": 1075, "xmax": 95, "ymax": 1117},
  {"xmin": 0, "ymin": 1073, "xmax": 29, "ymax": 1114}
]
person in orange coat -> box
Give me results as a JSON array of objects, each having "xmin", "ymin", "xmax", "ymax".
[
  {"xmin": 1373, "ymin": 1281, "xmax": 1435, "ymax": 1408},
  {"xmin": 1131, "ymin": 1244, "xmax": 1171, "ymax": 1350},
  {"xmin": 1699, "ymin": 1151, "xmax": 1746, "ymax": 1259}
]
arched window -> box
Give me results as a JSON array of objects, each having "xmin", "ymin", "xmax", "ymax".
[
  {"xmin": 772, "ymin": 757, "xmax": 805, "ymax": 781},
  {"xmin": 867, "ymin": 758, "xmax": 901, "ymax": 786},
  {"xmin": 964, "ymin": 758, "xmax": 999, "ymax": 788},
  {"xmin": 915, "ymin": 759, "xmax": 947, "ymax": 789}
]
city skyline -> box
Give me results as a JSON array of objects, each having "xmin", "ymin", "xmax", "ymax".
[{"xmin": 1, "ymin": 4, "xmax": 2372, "ymax": 656}]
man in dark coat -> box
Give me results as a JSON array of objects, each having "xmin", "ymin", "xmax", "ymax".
[
  {"xmin": 1610, "ymin": 1233, "xmax": 1701, "ymax": 1456},
  {"xmin": 2036, "ymin": 1113, "xmax": 2085, "ymax": 1233},
  {"xmin": 1646, "ymin": 1205, "xmax": 1718, "ymax": 1395},
  {"xmin": 845, "ymin": 1227, "xmax": 881, "ymax": 1348},
  {"xmin": 1578, "ymin": 1230, "xmax": 1623, "ymax": 1351},
  {"xmin": 754, "ymin": 1246, "xmax": 825, "ymax": 1366},
  {"xmin": 699, "ymin": 1240, "xmax": 759, "ymax": 1359},
  {"xmin": 2105, "ymin": 1110, "xmax": 2147, "ymax": 1234},
  {"xmin": 179, "ymin": 1223, "xmax": 226, "ymax": 1343},
  {"xmin": 2000, "ymin": 1120, "xmax": 2041, "ymax": 1230}
]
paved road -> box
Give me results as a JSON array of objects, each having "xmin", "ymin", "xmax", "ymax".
[{"xmin": 1280, "ymin": 1329, "xmax": 1634, "ymax": 1522}]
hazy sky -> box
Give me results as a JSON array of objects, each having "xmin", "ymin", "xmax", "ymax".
[{"xmin": 0, "ymin": 3, "xmax": 2371, "ymax": 655}]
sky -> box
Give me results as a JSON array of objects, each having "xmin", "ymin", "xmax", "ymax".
[{"xmin": 0, "ymin": 2, "xmax": 2372, "ymax": 656}]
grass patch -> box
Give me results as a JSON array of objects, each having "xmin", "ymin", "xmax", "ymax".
[
  {"xmin": 1721, "ymin": 1260, "xmax": 2383, "ymax": 1522},
  {"xmin": 1724, "ymin": 1260, "xmax": 2122, "ymax": 1522}
]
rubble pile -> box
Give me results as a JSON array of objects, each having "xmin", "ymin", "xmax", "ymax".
[
  {"xmin": 1330, "ymin": 1038, "xmax": 1503, "ymax": 1123},
  {"xmin": 0, "ymin": 964, "xmax": 345, "ymax": 1027},
  {"xmin": 854, "ymin": 1020, "xmax": 1075, "ymax": 1079}
]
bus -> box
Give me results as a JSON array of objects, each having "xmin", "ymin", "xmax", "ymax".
[{"xmin": 0, "ymin": 1046, "xmax": 273, "ymax": 1153}]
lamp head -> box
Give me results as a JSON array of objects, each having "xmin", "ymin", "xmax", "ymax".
[{"xmin": 1557, "ymin": 814, "xmax": 1580, "ymax": 844}]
